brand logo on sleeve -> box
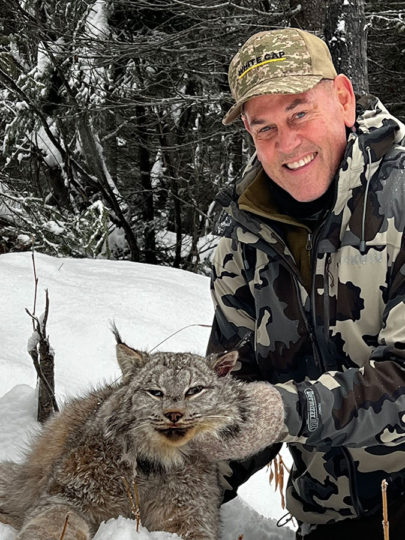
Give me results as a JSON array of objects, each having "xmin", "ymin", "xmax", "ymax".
[{"xmin": 304, "ymin": 388, "xmax": 320, "ymax": 432}]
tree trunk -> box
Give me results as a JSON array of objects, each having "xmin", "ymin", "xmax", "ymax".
[
  {"xmin": 37, "ymin": 337, "xmax": 57, "ymax": 423},
  {"xmin": 325, "ymin": 0, "xmax": 369, "ymax": 94},
  {"xmin": 290, "ymin": 0, "xmax": 326, "ymax": 32},
  {"xmin": 77, "ymin": 116, "xmax": 141, "ymax": 261},
  {"xmin": 136, "ymin": 105, "xmax": 157, "ymax": 265}
]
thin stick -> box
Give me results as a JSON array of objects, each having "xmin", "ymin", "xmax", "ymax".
[
  {"xmin": 133, "ymin": 478, "xmax": 141, "ymax": 532},
  {"xmin": 31, "ymin": 249, "xmax": 39, "ymax": 330},
  {"xmin": 59, "ymin": 513, "xmax": 70, "ymax": 540},
  {"xmin": 122, "ymin": 477, "xmax": 141, "ymax": 531},
  {"xmin": 148, "ymin": 324, "xmax": 212, "ymax": 353},
  {"xmin": 381, "ymin": 479, "xmax": 389, "ymax": 540}
]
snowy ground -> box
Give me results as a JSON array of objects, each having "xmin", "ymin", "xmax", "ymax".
[{"xmin": 0, "ymin": 251, "xmax": 295, "ymax": 539}]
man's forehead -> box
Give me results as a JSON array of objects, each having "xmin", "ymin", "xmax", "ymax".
[
  {"xmin": 244, "ymin": 92, "xmax": 314, "ymax": 124},
  {"xmin": 285, "ymin": 97, "xmax": 309, "ymax": 111}
]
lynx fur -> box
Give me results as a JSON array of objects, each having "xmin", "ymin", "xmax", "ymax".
[{"xmin": 0, "ymin": 333, "xmax": 284, "ymax": 539}]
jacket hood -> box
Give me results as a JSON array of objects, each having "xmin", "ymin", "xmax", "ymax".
[{"xmin": 355, "ymin": 95, "xmax": 405, "ymax": 143}]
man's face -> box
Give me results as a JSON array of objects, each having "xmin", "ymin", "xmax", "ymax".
[{"xmin": 242, "ymin": 76, "xmax": 356, "ymax": 202}]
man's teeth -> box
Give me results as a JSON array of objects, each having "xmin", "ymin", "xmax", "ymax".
[{"xmin": 285, "ymin": 153, "xmax": 316, "ymax": 170}]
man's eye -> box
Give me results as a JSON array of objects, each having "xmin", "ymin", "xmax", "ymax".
[
  {"xmin": 185, "ymin": 386, "xmax": 205, "ymax": 397},
  {"xmin": 256, "ymin": 125, "xmax": 276, "ymax": 139},
  {"xmin": 146, "ymin": 389, "xmax": 164, "ymax": 398},
  {"xmin": 295, "ymin": 111, "xmax": 306, "ymax": 120},
  {"xmin": 259, "ymin": 125, "xmax": 274, "ymax": 133}
]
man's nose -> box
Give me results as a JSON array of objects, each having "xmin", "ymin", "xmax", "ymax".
[{"xmin": 275, "ymin": 127, "xmax": 301, "ymax": 155}]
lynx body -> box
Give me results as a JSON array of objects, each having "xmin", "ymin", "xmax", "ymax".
[{"xmin": 0, "ymin": 337, "xmax": 284, "ymax": 539}]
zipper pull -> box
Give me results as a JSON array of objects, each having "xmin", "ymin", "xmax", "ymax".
[{"xmin": 306, "ymin": 232, "xmax": 313, "ymax": 250}]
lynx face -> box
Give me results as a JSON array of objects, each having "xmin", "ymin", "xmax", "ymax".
[{"xmin": 115, "ymin": 344, "xmax": 240, "ymax": 449}]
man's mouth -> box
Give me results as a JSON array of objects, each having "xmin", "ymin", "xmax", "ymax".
[{"xmin": 284, "ymin": 152, "xmax": 316, "ymax": 170}]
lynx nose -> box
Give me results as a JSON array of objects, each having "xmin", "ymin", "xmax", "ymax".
[{"xmin": 164, "ymin": 411, "xmax": 183, "ymax": 423}]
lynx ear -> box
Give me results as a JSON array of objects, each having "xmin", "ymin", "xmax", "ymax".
[
  {"xmin": 116, "ymin": 343, "xmax": 147, "ymax": 378},
  {"xmin": 111, "ymin": 322, "xmax": 148, "ymax": 377},
  {"xmin": 209, "ymin": 350, "xmax": 239, "ymax": 377}
]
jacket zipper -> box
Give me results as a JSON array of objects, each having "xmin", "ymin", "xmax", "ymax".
[
  {"xmin": 307, "ymin": 225, "xmax": 327, "ymax": 374},
  {"xmin": 308, "ymin": 224, "xmax": 364, "ymax": 517},
  {"xmin": 306, "ymin": 232, "xmax": 313, "ymax": 251},
  {"xmin": 252, "ymin": 226, "xmax": 323, "ymax": 374},
  {"xmin": 323, "ymin": 254, "xmax": 332, "ymax": 344},
  {"xmin": 276, "ymin": 226, "xmax": 365, "ymax": 518}
]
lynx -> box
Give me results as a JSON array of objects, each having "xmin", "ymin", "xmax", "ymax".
[{"xmin": 0, "ymin": 332, "xmax": 284, "ymax": 539}]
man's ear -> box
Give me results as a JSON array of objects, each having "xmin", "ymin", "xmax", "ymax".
[
  {"xmin": 208, "ymin": 350, "xmax": 239, "ymax": 377},
  {"xmin": 242, "ymin": 112, "xmax": 252, "ymax": 135},
  {"xmin": 334, "ymin": 74, "xmax": 356, "ymax": 128}
]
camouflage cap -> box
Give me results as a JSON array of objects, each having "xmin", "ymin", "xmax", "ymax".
[{"xmin": 223, "ymin": 28, "xmax": 337, "ymax": 125}]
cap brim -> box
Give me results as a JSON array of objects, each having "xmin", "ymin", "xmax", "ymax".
[{"xmin": 222, "ymin": 74, "xmax": 324, "ymax": 125}]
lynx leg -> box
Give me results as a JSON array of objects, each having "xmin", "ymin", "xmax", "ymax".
[
  {"xmin": 141, "ymin": 477, "xmax": 220, "ymax": 540},
  {"xmin": 17, "ymin": 504, "xmax": 90, "ymax": 540}
]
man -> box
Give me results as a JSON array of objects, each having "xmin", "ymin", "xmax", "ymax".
[{"xmin": 207, "ymin": 27, "xmax": 405, "ymax": 539}]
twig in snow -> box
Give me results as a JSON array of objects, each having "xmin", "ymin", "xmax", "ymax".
[
  {"xmin": 382, "ymin": 479, "xmax": 390, "ymax": 540},
  {"xmin": 58, "ymin": 513, "xmax": 70, "ymax": 540}
]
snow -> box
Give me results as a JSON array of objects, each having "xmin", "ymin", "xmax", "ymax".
[
  {"xmin": 44, "ymin": 220, "xmax": 65, "ymax": 235},
  {"xmin": 337, "ymin": 18, "xmax": 346, "ymax": 35},
  {"xmin": 33, "ymin": 123, "xmax": 63, "ymax": 167},
  {"xmin": 86, "ymin": 0, "xmax": 109, "ymax": 39},
  {"xmin": 0, "ymin": 251, "xmax": 295, "ymax": 539}
]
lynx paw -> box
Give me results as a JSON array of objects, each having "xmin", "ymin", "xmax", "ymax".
[{"xmin": 17, "ymin": 504, "xmax": 90, "ymax": 540}]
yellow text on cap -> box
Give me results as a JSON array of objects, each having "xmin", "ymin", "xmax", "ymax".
[{"xmin": 238, "ymin": 57, "xmax": 286, "ymax": 80}]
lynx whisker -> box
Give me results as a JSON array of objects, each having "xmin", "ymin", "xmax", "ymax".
[{"xmin": 205, "ymin": 414, "xmax": 238, "ymax": 422}]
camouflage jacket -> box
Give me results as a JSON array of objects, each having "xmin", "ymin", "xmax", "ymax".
[{"xmin": 208, "ymin": 96, "xmax": 405, "ymax": 528}]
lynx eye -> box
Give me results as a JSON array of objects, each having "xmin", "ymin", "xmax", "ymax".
[
  {"xmin": 146, "ymin": 389, "xmax": 164, "ymax": 398},
  {"xmin": 185, "ymin": 386, "xmax": 205, "ymax": 398}
]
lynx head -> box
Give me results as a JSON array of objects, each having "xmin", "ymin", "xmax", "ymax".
[{"xmin": 112, "ymin": 333, "xmax": 241, "ymax": 457}]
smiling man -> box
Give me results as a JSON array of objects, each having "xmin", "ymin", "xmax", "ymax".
[
  {"xmin": 207, "ymin": 28, "xmax": 405, "ymax": 539},
  {"xmin": 241, "ymin": 77, "xmax": 355, "ymax": 202}
]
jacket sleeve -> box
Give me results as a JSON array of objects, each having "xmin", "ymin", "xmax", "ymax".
[
  {"xmin": 206, "ymin": 235, "xmax": 261, "ymax": 381},
  {"xmin": 277, "ymin": 230, "xmax": 405, "ymax": 450}
]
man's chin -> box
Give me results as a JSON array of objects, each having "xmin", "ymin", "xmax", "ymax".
[{"xmin": 285, "ymin": 181, "xmax": 333, "ymax": 203}]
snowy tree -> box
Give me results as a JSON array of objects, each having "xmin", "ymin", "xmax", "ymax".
[
  {"xmin": 325, "ymin": 0, "xmax": 369, "ymax": 94},
  {"xmin": 366, "ymin": 0, "xmax": 405, "ymax": 121},
  {"xmin": 0, "ymin": 0, "xmax": 403, "ymax": 272}
]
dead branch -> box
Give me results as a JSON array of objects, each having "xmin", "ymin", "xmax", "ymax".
[
  {"xmin": 268, "ymin": 454, "xmax": 290, "ymax": 510},
  {"xmin": 26, "ymin": 252, "xmax": 58, "ymax": 422},
  {"xmin": 26, "ymin": 289, "xmax": 59, "ymax": 421}
]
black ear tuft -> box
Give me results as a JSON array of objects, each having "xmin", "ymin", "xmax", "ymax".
[{"xmin": 110, "ymin": 321, "xmax": 123, "ymax": 344}]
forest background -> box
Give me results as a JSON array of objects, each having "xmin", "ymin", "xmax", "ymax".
[{"xmin": 0, "ymin": 0, "xmax": 404, "ymax": 275}]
